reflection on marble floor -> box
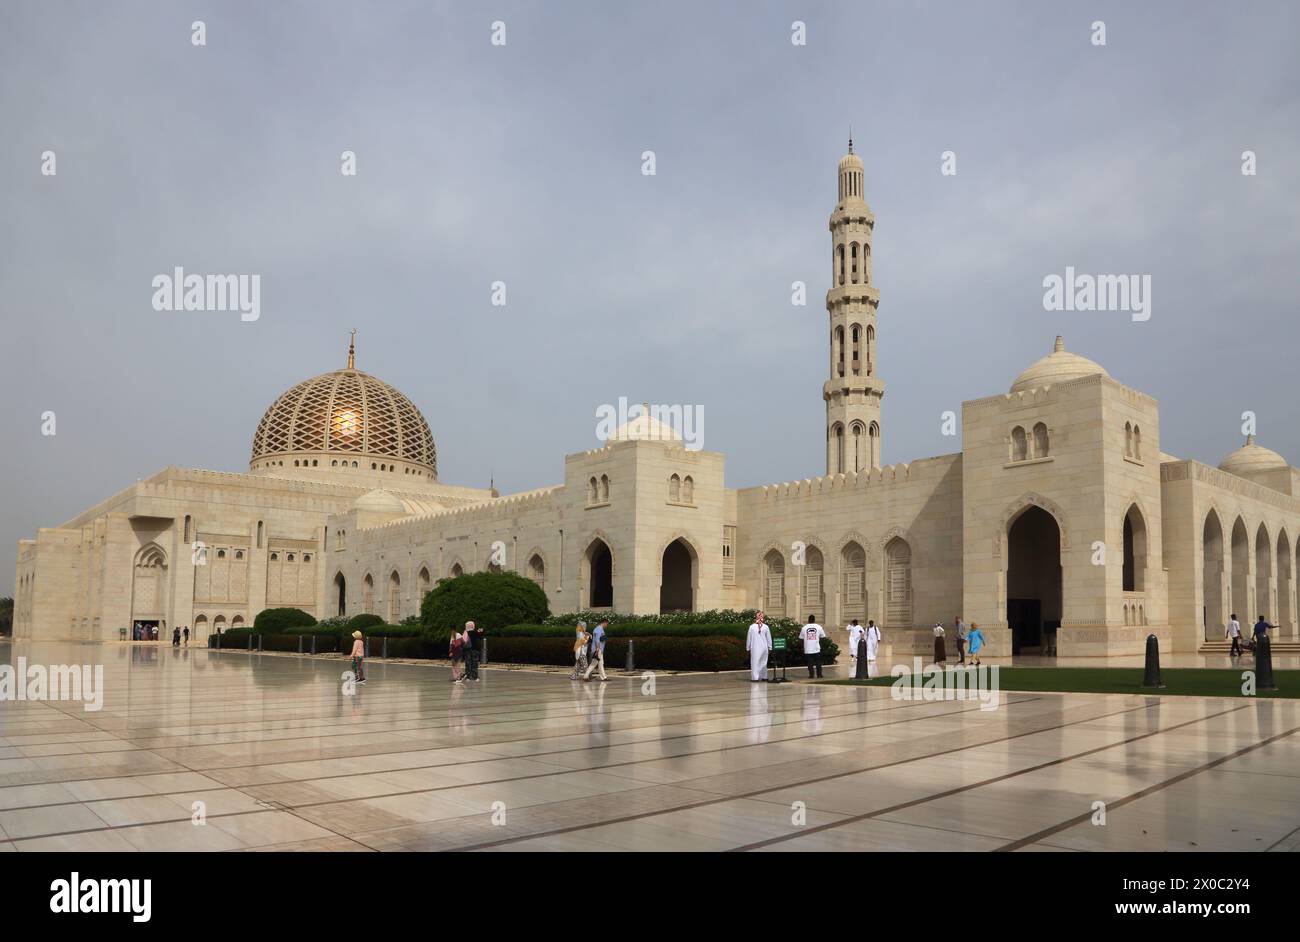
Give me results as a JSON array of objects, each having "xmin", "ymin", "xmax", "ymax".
[{"xmin": 0, "ymin": 640, "xmax": 1297, "ymax": 852}]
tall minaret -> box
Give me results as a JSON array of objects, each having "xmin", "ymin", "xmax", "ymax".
[{"xmin": 824, "ymin": 136, "xmax": 884, "ymax": 475}]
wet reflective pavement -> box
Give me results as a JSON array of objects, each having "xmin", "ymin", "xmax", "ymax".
[{"xmin": 1, "ymin": 640, "xmax": 1297, "ymax": 852}]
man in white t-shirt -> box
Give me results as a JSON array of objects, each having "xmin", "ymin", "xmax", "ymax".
[
  {"xmin": 801, "ymin": 615, "xmax": 827, "ymax": 678},
  {"xmin": 1226, "ymin": 613, "xmax": 1243, "ymax": 657},
  {"xmin": 846, "ymin": 619, "xmax": 865, "ymax": 673}
]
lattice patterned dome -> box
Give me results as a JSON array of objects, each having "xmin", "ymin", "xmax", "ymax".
[{"xmin": 250, "ymin": 334, "xmax": 437, "ymax": 479}]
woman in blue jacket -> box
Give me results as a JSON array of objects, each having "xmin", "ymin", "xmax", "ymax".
[{"xmin": 967, "ymin": 623, "xmax": 986, "ymax": 666}]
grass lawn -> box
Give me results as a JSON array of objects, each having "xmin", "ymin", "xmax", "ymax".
[{"xmin": 824, "ymin": 667, "xmax": 1297, "ymax": 698}]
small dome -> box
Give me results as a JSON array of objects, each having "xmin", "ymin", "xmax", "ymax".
[
  {"xmin": 1219, "ymin": 435, "xmax": 1288, "ymax": 476},
  {"xmin": 353, "ymin": 489, "xmax": 406, "ymax": 515},
  {"xmin": 1010, "ymin": 336, "xmax": 1109, "ymax": 393},
  {"xmin": 609, "ymin": 404, "xmax": 683, "ymax": 443}
]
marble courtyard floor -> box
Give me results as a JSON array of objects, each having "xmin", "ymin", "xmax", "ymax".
[{"xmin": 1, "ymin": 640, "xmax": 1298, "ymax": 852}]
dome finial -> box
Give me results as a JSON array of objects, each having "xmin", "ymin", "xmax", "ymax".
[
  {"xmin": 1053, "ymin": 335, "xmax": 1065, "ymax": 353},
  {"xmin": 347, "ymin": 328, "xmax": 356, "ymax": 369},
  {"xmin": 1246, "ymin": 433, "xmax": 1256, "ymax": 445},
  {"xmin": 848, "ymin": 127, "xmax": 854, "ymax": 155}
]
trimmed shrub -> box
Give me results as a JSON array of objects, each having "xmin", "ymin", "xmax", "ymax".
[
  {"xmin": 315, "ymin": 616, "xmax": 349, "ymax": 632},
  {"xmin": 420, "ymin": 570, "xmax": 549, "ymax": 637},
  {"xmin": 253, "ymin": 607, "xmax": 316, "ymax": 632},
  {"xmin": 346, "ymin": 613, "xmax": 385, "ymax": 631}
]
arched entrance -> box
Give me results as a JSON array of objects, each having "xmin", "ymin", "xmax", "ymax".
[
  {"xmin": 660, "ymin": 538, "xmax": 695, "ymax": 613},
  {"xmin": 130, "ymin": 544, "xmax": 168, "ymax": 637},
  {"xmin": 1203, "ymin": 512, "xmax": 1224, "ymax": 640},
  {"xmin": 1278, "ymin": 531, "xmax": 1292, "ymax": 637},
  {"xmin": 334, "ymin": 572, "xmax": 347, "ymax": 617},
  {"xmin": 586, "ymin": 538, "xmax": 613, "ymax": 608},
  {"xmin": 1255, "ymin": 524, "xmax": 1272, "ymax": 621},
  {"xmin": 1007, "ymin": 506, "xmax": 1061, "ymax": 655},
  {"xmin": 1230, "ymin": 518, "xmax": 1249, "ymax": 620}
]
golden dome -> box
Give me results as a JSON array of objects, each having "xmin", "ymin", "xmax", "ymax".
[
  {"xmin": 250, "ymin": 339, "xmax": 436, "ymax": 477},
  {"xmin": 1010, "ymin": 336, "xmax": 1109, "ymax": 393},
  {"xmin": 1219, "ymin": 435, "xmax": 1288, "ymax": 477}
]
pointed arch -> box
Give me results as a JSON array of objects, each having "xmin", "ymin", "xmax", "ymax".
[
  {"xmin": 1202, "ymin": 509, "xmax": 1225, "ymax": 639},
  {"xmin": 1122, "ymin": 502, "xmax": 1148, "ymax": 592},
  {"xmin": 883, "ymin": 536, "xmax": 912, "ymax": 627}
]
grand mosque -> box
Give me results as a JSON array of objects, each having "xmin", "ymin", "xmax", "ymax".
[{"xmin": 12, "ymin": 144, "xmax": 1300, "ymax": 659}]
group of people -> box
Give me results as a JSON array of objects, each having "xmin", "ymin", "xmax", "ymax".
[
  {"xmin": 447, "ymin": 621, "xmax": 485, "ymax": 684},
  {"xmin": 1225, "ymin": 613, "xmax": 1275, "ymax": 657},
  {"xmin": 930, "ymin": 618, "xmax": 986, "ymax": 666},
  {"xmin": 745, "ymin": 612, "xmax": 990, "ymax": 682},
  {"xmin": 570, "ymin": 618, "xmax": 610, "ymax": 682}
]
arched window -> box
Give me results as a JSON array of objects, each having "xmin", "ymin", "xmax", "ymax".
[
  {"xmin": 869, "ymin": 422, "xmax": 880, "ymax": 469},
  {"xmin": 682, "ymin": 475, "xmax": 694, "ymax": 503},
  {"xmin": 837, "ymin": 243, "xmax": 845, "ymax": 285},
  {"xmin": 840, "ymin": 541, "xmax": 867, "ymax": 622},
  {"xmin": 450, "ymin": 562, "xmax": 464, "ymax": 578},
  {"xmin": 1124, "ymin": 422, "xmax": 1133, "ymax": 457},
  {"xmin": 833, "ymin": 423, "xmax": 845, "ymax": 474},
  {"xmin": 588, "ymin": 477, "xmax": 598, "ymax": 503},
  {"xmin": 850, "ymin": 325, "xmax": 861, "ymax": 374},
  {"xmin": 885, "ymin": 537, "xmax": 913, "ymax": 627},
  {"xmin": 257, "ymin": 521, "xmax": 264, "ymax": 548},
  {"xmin": 1011, "ymin": 426, "xmax": 1028, "ymax": 462},
  {"xmin": 850, "ymin": 242, "xmax": 859, "ymax": 284},
  {"xmin": 834, "ymin": 326, "xmax": 845, "ymax": 376},
  {"xmin": 851, "ymin": 422, "xmax": 864, "ymax": 472},
  {"xmin": 599, "ymin": 474, "xmax": 609, "ymax": 501},
  {"xmin": 388, "ymin": 571, "xmax": 401, "ymax": 623},
  {"xmin": 803, "ymin": 545, "xmax": 825, "ymax": 623},
  {"xmin": 1133, "ymin": 425, "xmax": 1142, "ymax": 459},
  {"xmin": 418, "ymin": 566, "xmax": 431, "ymax": 604},
  {"xmin": 1033, "ymin": 422, "xmax": 1049, "ymax": 458},
  {"xmin": 865, "ymin": 325, "xmax": 874, "ymax": 375},
  {"xmin": 528, "ymin": 553, "xmax": 545, "ymax": 588},
  {"xmin": 363, "ymin": 574, "xmax": 374, "ymax": 614},
  {"xmin": 763, "ymin": 549, "xmax": 785, "ymax": 616},
  {"xmin": 669, "ymin": 473, "xmax": 681, "ymax": 501}
]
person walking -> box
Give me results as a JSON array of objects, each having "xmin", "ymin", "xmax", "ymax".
[
  {"xmin": 846, "ymin": 619, "xmax": 864, "ymax": 675},
  {"xmin": 570, "ymin": 621, "xmax": 590, "ymax": 680},
  {"xmin": 801, "ymin": 615, "xmax": 827, "ymax": 679},
  {"xmin": 955, "ymin": 617, "xmax": 968, "ymax": 665},
  {"xmin": 349, "ymin": 630, "xmax": 367, "ymax": 685},
  {"xmin": 583, "ymin": 618, "xmax": 610, "ymax": 682},
  {"xmin": 450, "ymin": 626, "xmax": 466, "ymax": 683},
  {"xmin": 967, "ymin": 622, "xmax": 986, "ymax": 667},
  {"xmin": 746, "ymin": 612, "xmax": 773, "ymax": 682},
  {"xmin": 182, "ymin": 626, "xmax": 189, "ymax": 646},
  {"xmin": 463, "ymin": 621, "xmax": 483, "ymax": 681},
  {"xmin": 172, "ymin": 626, "xmax": 181, "ymax": 647},
  {"xmin": 1226, "ymin": 613, "xmax": 1243, "ymax": 657},
  {"xmin": 933, "ymin": 623, "xmax": 947, "ymax": 665}
]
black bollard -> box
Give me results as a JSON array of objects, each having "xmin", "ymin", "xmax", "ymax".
[
  {"xmin": 247, "ymin": 633, "xmax": 253, "ymax": 651},
  {"xmin": 625, "ymin": 638, "xmax": 635, "ymax": 672},
  {"xmin": 382, "ymin": 636, "xmax": 389, "ymax": 660},
  {"xmin": 1256, "ymin": 635, "xmax": 1278, "ymax": 691},
  {"xmin": 855, "ymin": 638, "xmax": 868, "ymax": 679},
  {"xmin": 257, "ymin": 634, "xmax": 263, "ymax": 652},
  {"xmin": 298, "ymin": 635, "xmax": 304, "ymax": 654},
  {"xmin": 310, "ymin": 634, "xmax": 316, "ymax": 655},
  {"xmin": 1141, "ymin": 633, "xmax": 1164, "ymax": 688},
  {"xmin": 482, "ymin": 636, "xmax": 488, "ymax": 666}
]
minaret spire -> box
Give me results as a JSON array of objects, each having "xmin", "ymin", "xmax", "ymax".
[{"xmin": 347, "ymin": 329, "xmax": 356, "ymax": 369}]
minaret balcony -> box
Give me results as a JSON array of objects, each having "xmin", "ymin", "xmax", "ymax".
[
  {"xmin": 823, "ymin": 376, "xmax": 886, "ymax": 400},
  {"xmin": 826, "ymin": 284, "xmax": 879, "ymax": 308}
]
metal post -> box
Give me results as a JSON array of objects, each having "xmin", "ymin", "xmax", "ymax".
[
  {"xmin": 1256, "ymin": 635, "xmax": 1278, "ymax": 691},
  {"xmin": 246, "ymin": 633, "xmax": 253, "ymax": 651},
  {"xmin": 310, "ymin": 634, "xmax": 317, "ymax": 655},
  {"xmin": 215, "ymin": 632, "xmax": 221, "ymax": 650},
  {"xmin": 257, "ymin": 634, "xmax": 263, "ymax": 652},
  {"xmin": 1141, "ymin": 633, "xmax": 1164, "ymax": 688},
  {"xmin": 625, "ymin": 638, "xmax": 635, "ymax": 672},
  {"xmin": 365, "ymin": 636, "xmax": 371, "ymax": 658},
  {"xmin": 298, "ymin": 635, "xmax": 303, "ymax": 654},
  {"xmin": 382, "ymin": 636, "xmax": 389, "ymax": 659},
  {"xmin": 482, "ymin": 635, "xmax": 488, "ymax": 666}
]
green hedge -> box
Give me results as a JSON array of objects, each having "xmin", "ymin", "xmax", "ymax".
[
  {"xmin": 253, "ymin": 607, "xmax": 316, "ymax": 632},
  {"xmin": 498, "ymin": 622, "xmax": 837, "ymax": 662},
  {"xmin": 346, "ymin": 613, "xmax": 385, "ymax": 631},
  {"xmin": 482, "ymin": 636, "xmax": 747, "ymax": 672},
  {"xmin": 420, "ymin": 570, "xmax": 550, "ymax": 636},
  {"xmin": 543, "ymin": 609, "xmax": 802, "ymax": 631}
]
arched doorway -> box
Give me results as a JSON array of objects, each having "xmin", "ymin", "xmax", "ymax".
[
  {"xmin": 1230, "ymin": 518, "xmax": 1249, "ymax": 620},
  {"xmin": 802, "ymin": 544, "xmax": 825, "ymax": 623},
  {"xmin": 388, "ymin": 571, "xmax": 401, "ymax": 623},
  {"xmin": 586, "ymin": 539, "xmax": 613, "ymax": 608},
  {"xmin": 1007, "ymin": 506, "xmax": 1061, "ymax": 655},
  {"xmin": 334, "ymin": 572, "xmax": 347, "ymax": 617},
  {"xmin": 660, "ymin": 538, "xmax": 695, "ymax": 613},
  {"xmin": 1122, "ymin": 505, "xmax": 1147, "ymax": 592},
  {"xmin": 1203, "ymin": 512, "xmax": 1224, "ymax": 640},
  {"xmin": 1255, "ymin": 524, "xmax": 1272, "ymax": 622},
  {"xmin": 130, "ymin": 544, "xmax": 168, "ymax": 637},
  {"xmin": 1277, "ymin": 531, "xmax": 1291, "ymax": 636}
]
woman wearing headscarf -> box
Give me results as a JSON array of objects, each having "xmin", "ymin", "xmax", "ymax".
[{"xmin": 933, "ymin": 623, "xmax": 947, "ymax": 665}]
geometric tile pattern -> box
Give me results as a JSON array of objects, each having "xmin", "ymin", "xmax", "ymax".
[{"xmin": 250, "ymin": 368, "xmax": 436, "ymax": 475}]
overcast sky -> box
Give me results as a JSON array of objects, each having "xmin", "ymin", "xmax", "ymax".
[{"xmin": 2, "ymin": 1, "xmax": 1299, "ymax": 591}]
